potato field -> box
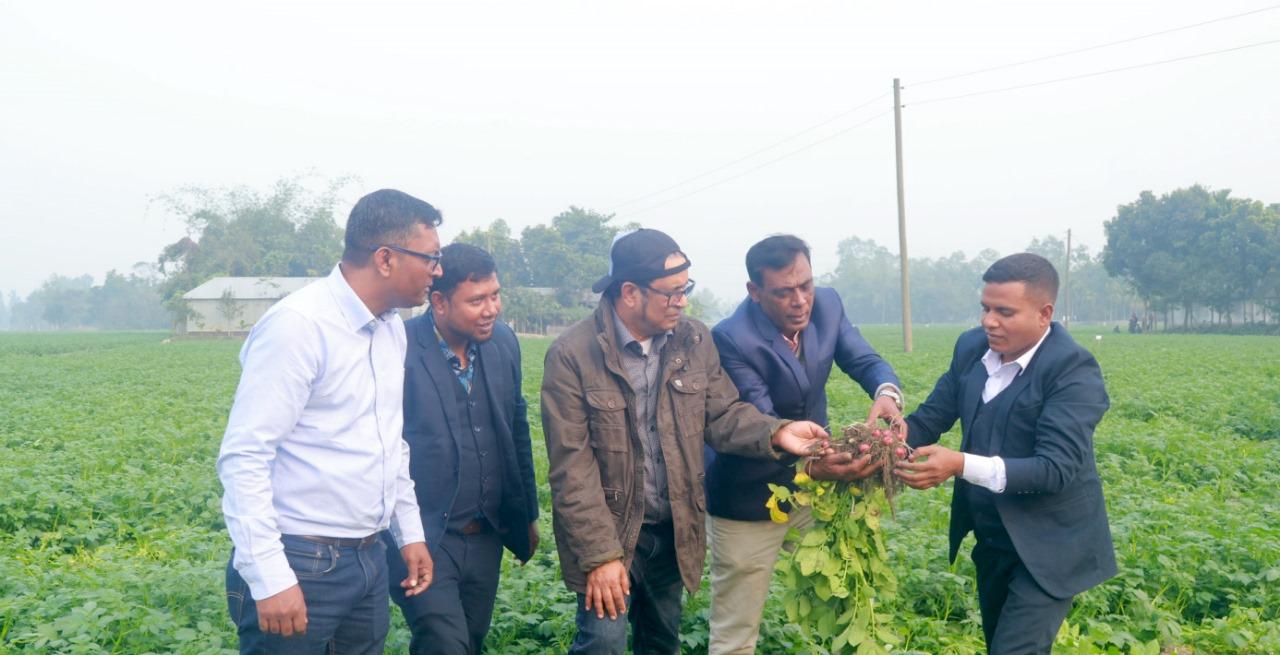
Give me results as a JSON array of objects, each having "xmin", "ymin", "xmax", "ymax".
[{"xmin": 1, "ymin": 326, "xmax": 1277, "ymax": 654}]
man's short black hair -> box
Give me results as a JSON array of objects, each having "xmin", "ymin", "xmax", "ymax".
[
  {"xmin": 342, "ymin": 189, "xmax": 443, "ymax": 263},
  {"xmin": 983, "ymin": 253, "xmax": 1059, "ymax": 302},
  {"xmin": 745, "ymin": 234, "xmax": 811, "ymax": 286},
  {"xmin": 433, "ymin": 243, "xmax": 497, "ymax": 299}
]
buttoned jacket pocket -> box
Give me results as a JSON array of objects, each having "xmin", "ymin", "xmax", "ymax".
[{"xmin": 585, "ymin": 389, "xmax": 629, "ymax": 452}]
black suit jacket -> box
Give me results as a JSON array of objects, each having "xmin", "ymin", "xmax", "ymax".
[
  {"xmin": 402, "ymin": 316, "xmax": 539, "ymax": 562},
  {"xmin": 906, "ymin": 323, "xmax": 1116, "ymax": 599}
]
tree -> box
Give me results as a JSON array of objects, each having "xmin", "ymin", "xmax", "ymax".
[
  {"xmin": 1104, "ymin": 186, "xmax": 1280, "ymax": 328},
  {"xmin": 824, "ymin": 236, "xmax": 899, "ymax": 324},
  {"xmin": 686, "ymin": 288, "xmax": 729, "ymax": 324},
  {"xmin": 87, "ymin": 270, "xmax": 169, "ymax": 330},
  {"xmin": 455, "ymin": 219, "xmax": 531, "ymax": 285},
  {"xmin": 35, "ymin": 275, "xmax": 93, "ymax": 329},
  {"xmin": 156, "ymin": 177, "xmax": 348, "ymax": 327},
  {"xmin": 216, "ymin": 289, "xmax": 246, "ymax": 333}
]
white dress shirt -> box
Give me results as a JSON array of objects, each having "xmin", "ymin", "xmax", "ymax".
[
  {"xmin": 217, "ymin": 264, "xmax": 425, "ymax": 600},
  {"xmin": 961, "ymin": 326, "xmax": 1052, "ymax": 494}
]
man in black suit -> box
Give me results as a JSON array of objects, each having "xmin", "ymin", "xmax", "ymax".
[
  {"xmin": 384, "ymin": 243, "xmax": 540, "ymax": 655},
  {"xmin": 896, "ymin": 253, "xmax": 1115, "ymax": 654}
]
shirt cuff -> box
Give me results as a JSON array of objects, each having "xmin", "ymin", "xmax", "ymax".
[
  {"xmin": 389, "ymin": 510, "xmax": 426, "ymax": 550},
  {"xmin": 961, "ymin": 454, "xmax": 1007, "ymax": 493},
  {"xmin": 240, "ymin": 549, "xmax": 299, "ymax": 601}
]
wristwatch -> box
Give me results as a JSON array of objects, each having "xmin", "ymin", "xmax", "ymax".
[{"xmin": 876, "ymin": 386, "xmax": 904, "ymax": 411}]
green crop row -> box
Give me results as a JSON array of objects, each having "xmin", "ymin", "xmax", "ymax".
[{"xmin": 0, "ymin": 327, "xmax": 1276, "ymax": 654}]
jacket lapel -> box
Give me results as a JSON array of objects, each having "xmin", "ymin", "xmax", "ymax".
[
  {"xmin": 478, "ymin": 340, "xmax": 511, "ymax": 440},
  {"xmin": 988, "ymin": 368, "xmax": 1033, "ymax": 454},
  {"xmin": 986, "ymin": 324, "xmax": 1058, "ymax": 453},
  {"xmin": 750, "ymin": 302, "xmax": 810, "ymax": 400},
  {"xmin": 959, "ymin": 358, "xmax": 988, "ymax": 452},
  {"xmin": 416, "ymin": 325, "xmax": 463, "ymax": 442}
]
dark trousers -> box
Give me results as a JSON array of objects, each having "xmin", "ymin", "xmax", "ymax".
[
  {"xmin": 569, "ymin": 522, "xmax": 684, "ymax": 655},
  {"xmin": 226, "ymin": 535, "xmax": 389, "ymax": 655},
  {"xmin": 385, "ymin": 529, "xmax": 504, "ymax": 655},
  {"xmin": 971, "ymin": 541, "xmax": 1073, "ymax": 655}
]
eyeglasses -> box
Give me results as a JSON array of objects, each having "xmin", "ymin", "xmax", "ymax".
[
  {"xmin": 643, "ymin": 280, "xmax": 696, "ymax": 307},
  {"xmin": 378, "ymin": 244, "xmax": 442, "ymax": 269}
]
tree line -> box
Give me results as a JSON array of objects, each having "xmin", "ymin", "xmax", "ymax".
[
  {"xmin": 3, "ymin": 181, "xmax": 1276, "ymax": 333},
  {"xmin": 1102, "ymin": 185, "xmax": 1280, "ymax": 330},
  {"xmin": 824, "ymin": 234, "xmax": 1141, "ymax": 327}
]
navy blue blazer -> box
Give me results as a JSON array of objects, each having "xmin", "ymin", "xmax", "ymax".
[
  {"xmin": 706, "ymin": 287, "xmax": 900, "ymax": 521},
  {"xmin": 906, "ymin": 323, "xmax": 1116, "ymax": 599},
  {"xmin": 401, "ymin": 316, "xmax": 539, "ymax": 562}
]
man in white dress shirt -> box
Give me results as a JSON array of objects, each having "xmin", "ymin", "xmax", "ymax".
[{"xmin": 218, "ymin": 188, "xmax": 444, "ymax": 654}]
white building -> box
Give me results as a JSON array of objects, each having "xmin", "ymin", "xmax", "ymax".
[{"xmin": 181, "ymin": 277, "xmax": 317, "ymax": 334}]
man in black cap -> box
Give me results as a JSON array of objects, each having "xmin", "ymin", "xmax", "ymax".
[{"xmin": 541, "ymin": 228, "xmax": 833, "ymax": 654}]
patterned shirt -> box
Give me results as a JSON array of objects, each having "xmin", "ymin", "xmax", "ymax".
[{"xmin": 430, "ymin": 310, "xmax": 480, "ymax": 394}]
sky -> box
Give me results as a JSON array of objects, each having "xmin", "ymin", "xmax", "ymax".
[{"xmin": 2, "ymin": 0, "xmax": 1278, "ymax": 303}]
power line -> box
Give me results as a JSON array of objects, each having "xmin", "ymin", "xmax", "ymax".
[
  {"xmin": 907, "ymin": 38, "xmax": 1280, "ymax": 107},
  {"xmin": 607, "ymin": 92, "xmax": 888, "ymax": 211},
  {"xmin": 911, "ymin": 3, "xmax": 1280, "ymax": 87},
  {"xmin": 620, "ymin": 111, "xmax": 891, "ymax": 218}
]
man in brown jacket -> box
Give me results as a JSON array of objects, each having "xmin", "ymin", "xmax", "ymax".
[{"xmin": 541, "ymin": 229, "xmax": 830, "ymax": 654}]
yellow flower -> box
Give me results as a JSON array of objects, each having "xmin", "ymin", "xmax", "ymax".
[
  {"xmin": 765, "ymin": 494, "xmax": 790, "ymax": 523},
  {"xmin": 793, "ymin": 470, "xmax": 813, "ymax": 486}
]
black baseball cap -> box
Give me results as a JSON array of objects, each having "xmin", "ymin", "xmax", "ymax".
[{"xmin": 591, "ymin": 228, "xmax": 691, "ymax": 294}]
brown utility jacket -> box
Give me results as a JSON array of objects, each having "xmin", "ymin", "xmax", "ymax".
[{"xmin": 541, "ymin": 299, "xmax": 789, "ymax": 594}]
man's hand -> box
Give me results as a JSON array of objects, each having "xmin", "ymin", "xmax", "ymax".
[
  {"xmin": 400, "ymin": 542, "xmax": 434, "ymax": 597},
  {"xmin": 584, "ymin": 559, "xmax": 630, "ymax": 620},
  {"xmin": 256, "ymin": 584, "xmax": 307, "ymax": 636},
  {"xmin": 866, "ymin": 394, "xmax": 903, "ymax": 426},
  {"xmin": 894, "ymin": 444, "xmax": 964, "ymax": 489},
  {"xmin": 771, "ymin": 420, "xmax": 831, "ymax": 457},
  {"xmin": 520, "ymin": 522, "xmax": 540, "ymax": 565},
  {"xmin": 809, "ymin": 451, "xmax": 883, "ymax": 482}
]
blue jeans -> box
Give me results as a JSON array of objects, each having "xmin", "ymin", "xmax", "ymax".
[
  {"xmin": 569, "ymin": 522, "xmax": 684, "ymax": 655},
  {"xmin": 225, "ymin": 534, "xmax": 390, "ymax": 655}
]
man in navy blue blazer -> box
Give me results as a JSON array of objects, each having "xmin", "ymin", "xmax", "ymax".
[
  {"xmin": 896, "ymin": 253, "xmax": 1115, "ymax": 654},
  {"xmin": 705, "ymin": 235, "xmax": 903, "ymax": 654},
  {"xmin": 383, "ymin": 243, "xmax": 540, "ymax": 655}
]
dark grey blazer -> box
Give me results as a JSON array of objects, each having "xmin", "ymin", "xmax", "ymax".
[
  {"xmin": 402, "ymin": 316, "xmax": 539, "ymax": 562},
  {"xmin": 906, "ymin": 323, "xmax": 1116, "ymax": 599}
]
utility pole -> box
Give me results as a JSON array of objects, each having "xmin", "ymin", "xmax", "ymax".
[
  {"xmin": 893, "ymin": 78, "xmax": 913, "ymax": 353},
  {"xmin": 1063, "ymin": 228, "xmax": 1072, "ymax": 330}
]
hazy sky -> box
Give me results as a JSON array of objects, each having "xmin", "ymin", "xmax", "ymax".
[{"xmin": 2, "ymin": 0, "xmax": 1277, "ymax": 302}]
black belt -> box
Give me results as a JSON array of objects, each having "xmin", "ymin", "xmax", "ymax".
[
  {"xmin": 458, "ymin": 519, "xmax": 492, "ymax": 536},
  {"xmin": 288, "ymin": 534, "xmax": 379, "ymax": 548}
]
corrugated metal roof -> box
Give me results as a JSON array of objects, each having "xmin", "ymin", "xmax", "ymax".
[{"xmin": 183, "ymin": 276, "xmax": 319, "ymax": 300}]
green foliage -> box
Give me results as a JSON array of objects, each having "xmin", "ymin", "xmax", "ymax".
[
  {"xmin": 1103, "ymin": 185, "xmax": 1280, "ymax": 326},
  {"xmin": 825, "ymin": 237, "xmax": 1141, "ymax": 326},
  {"xmin": 155, "ymin": 177, "xmax": 350, "ymax": 325},
  {"xmin": 1, "ymin": 327, "xmax": 1278, "ymax": 653},
  {"xmin": 459, "ymin": 207, "xmax": 632, "ymax": 332},
  {"xmin": 768, "ymin": 479, "xmax": 901, "ymax": 655},
  {"xmin": 6, "ymin": 270, "xmax": 169, "ymax": 332}
]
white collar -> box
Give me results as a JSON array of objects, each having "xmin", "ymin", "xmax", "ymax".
[
  {"xmin": 981, "ymin": 324, "xmax": 1052, "ymax": 376},
  {"xmin": 327, "ymin": 263, "xmax": 393, "ymax": 333}
]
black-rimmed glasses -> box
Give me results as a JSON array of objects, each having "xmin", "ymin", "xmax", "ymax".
[
  {"xmin": 378, "ymin": 244, "xmax": 442, "ymax": 269},
  {"xmin": 644, "ymin": 280, "xmax": 696, "ymax": 307}
]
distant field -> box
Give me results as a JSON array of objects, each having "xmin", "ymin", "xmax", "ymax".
[{"xmin": 1, "ymin": 326, "xmax": 1277, "ymax": 654}]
